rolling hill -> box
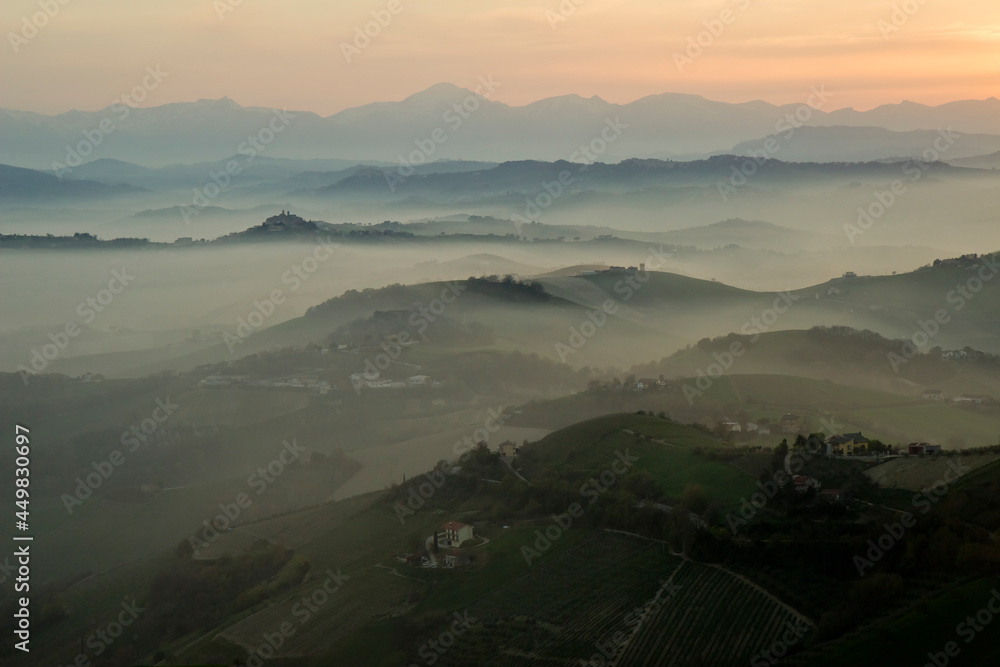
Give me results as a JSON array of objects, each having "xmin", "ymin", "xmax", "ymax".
[{"xmin": 730, "ymin": 126, "xmax": 1000, "ymax": 163}]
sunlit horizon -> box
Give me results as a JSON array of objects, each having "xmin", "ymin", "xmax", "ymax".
[{"xmin": 3, "ymin": 0, "xmax": 997, "ymax": 115}]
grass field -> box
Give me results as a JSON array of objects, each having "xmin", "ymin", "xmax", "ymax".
[
  {"xmin": 688, "ymin": 374, "xmax": 1000, "ymax": 448},
  {"xmin": 865, "ymin": 453, "xmax": 1000, "ymax": 491},
  {"xmin": 518, "ymin": 413, "xmax": 757, "ymax": 506},
  {"xmin": 511, "ymin": 373, "xmax": 1000, "ymax": 449}
]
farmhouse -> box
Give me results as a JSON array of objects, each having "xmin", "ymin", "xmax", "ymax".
[
  {"xmin": 952, "ymin": 395, "xmax": 985, "ymax": 405},
  {"xmin": 439, "ymin": 521, "xmax": 474, "ymax": 548},
  {"xmin": 497, "ymin": 441, "xmax": 518, "ymax": 457},
  {"xmin": 908, "ymin": 443, "xmax": 943, "ymax": 455},
  {"xmin": 921, "ymin": 389, "xmax": 944, "ymax": 401},
  {"xmin": 826, "ymin": 432, "xmax": 869, "ymax": 456}
]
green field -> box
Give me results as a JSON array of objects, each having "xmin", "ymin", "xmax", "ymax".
[
  {"xmin": 518, "ymin": 413, "xmax": 757, "ymax": 506},
  {"xmin": 666, "ymin": 373, "xmax": 1000, "ymax": 448}
]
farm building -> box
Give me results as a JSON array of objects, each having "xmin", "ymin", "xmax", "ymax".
[
  {"xmin": 445, "ymin": 553, "xmax": 473, "ymax": 568},
  {"xmin": 498, "ymin": 441, "xmax": 518, "ymax": 457},
  {"xmin": 440, "ymin": 521, "xmax": 474, "ymax": 547},
  {"xmin": 908, "ymin": 443, "xmax": 943, "ymax": 455},
  {"xmin": 780, "ymin": 413, "xmax": 802, "ymax": 434},
  {"xmin": 826, "ymin": 432, "xmax": 869, "ymax": 456},
  {"xmin": 819, "ymin": 489, "xmax": 847, "ymax": 503},
  {"xmin": 952, "ymin": 395, "xmax": 986, "ymax": 405},
  {"xmin": 397, "ymin": 553, "xmax": 423, "ymax": 566}
]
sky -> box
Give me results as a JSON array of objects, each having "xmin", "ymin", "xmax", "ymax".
[{"xmin": 2, "ymin": 0, "xmax": 999, "ymax": 116}]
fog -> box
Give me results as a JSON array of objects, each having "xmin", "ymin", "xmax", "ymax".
[{"xmin": 3, "ymin": 156, "xmax": 1000, "ymax": 599}]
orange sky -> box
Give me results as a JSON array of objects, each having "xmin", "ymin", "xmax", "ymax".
[{"xmin": 2, "ymin": 0, "xmax": 998, "ymax": 115}]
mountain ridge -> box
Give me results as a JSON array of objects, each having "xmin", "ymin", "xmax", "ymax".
[{"xmin": 5, "ymin": 86, "xmax": 1000, "ymax": 168}]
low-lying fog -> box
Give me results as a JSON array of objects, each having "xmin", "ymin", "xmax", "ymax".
[{"xmin": 0, "ymin": 239, "xmax": 944, "ymax": 376}]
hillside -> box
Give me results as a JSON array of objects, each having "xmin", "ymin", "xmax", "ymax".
[
  {"xmin": 0, "ymin": 163, "xmax": 142, "ymax": 200},
  {"xmin": 511, "ymin": 370, "xmax": 1000, "ymax": 449},
  {"xmin": 631, "ymin": 326, "xmax": 1000, "ymax": 397},
  {"xmin": 730, "ymin": 125, "xmax": 1000, "ymax": 163},
  {"xmin": 661, "ymin": 218, "xmax": 840, "ymax": 251},
  {"xmin": 9, "ymin": 409, "xmax": 1000, "ymax": 666}
]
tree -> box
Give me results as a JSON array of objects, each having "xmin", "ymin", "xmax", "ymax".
[
  {"xmin": 771, "ymin": 440, "xmax": 789, "ymax": 472},
  {"xmin": 681, "ymin": 484, "xmax": 708, "ymax": 514}
]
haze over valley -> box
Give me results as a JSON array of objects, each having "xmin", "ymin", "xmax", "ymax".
[{"xmin": 3, "ymin": 2, "xmax": 1000, "ymax": 665}]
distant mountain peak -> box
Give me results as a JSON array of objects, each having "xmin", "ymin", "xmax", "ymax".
[
  {"xmin": 192, "ymin": 96, "xmax": 242, "ymax": 108},
  {"xmin": 403, "ymin": 83, "xmax": 478, "ymax": 104}
]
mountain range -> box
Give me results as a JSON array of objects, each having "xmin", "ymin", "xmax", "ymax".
[{"xmin": 4, "ymin": 84, "xmax": 1000, "ymax": 168}]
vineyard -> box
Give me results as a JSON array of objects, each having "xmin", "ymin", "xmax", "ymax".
[
  {"xmin": 413, "ymin": 530, "xmax": 814, "ymax": 667},
  {"xmin": 193, "ymin": 492, "xmax": 379, "ymax": 559},
  {"xmin": 467, "ymin": 531, "xmax": 683, "ymax": 665},
  {"xmin": 616, "ymin": 559, "xmax": 815, "ymax": 666},
  {"xmin": 217, "ymin": 565, "xmax": 421, "ymax": 658}
]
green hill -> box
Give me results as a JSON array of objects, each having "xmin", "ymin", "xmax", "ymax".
[
  {"xmin": 511, "ymin": 371, "xmax": 1000, "ymax": 449},
  {"xmin": 9, "ymin": 409, "xmax": 1000, "ymax": 666}
]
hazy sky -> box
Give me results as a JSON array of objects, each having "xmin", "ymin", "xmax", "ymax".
[{"xmin": 3, "ymin": 0, "xmax": 998, "ymax": 115}]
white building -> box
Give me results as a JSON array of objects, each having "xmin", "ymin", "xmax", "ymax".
[{"xmin": 439, "ymin": 521, "xmax": 474, "ymax": 547}]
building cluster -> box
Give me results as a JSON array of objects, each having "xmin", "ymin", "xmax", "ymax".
[
  {"xmin": 724, "ymin": 412, "xmax": 958, "ymax": 459},
  {"xmin": 396, "ymin": 521, "xmax": 477, "ymax": 570},
  {"xmin": 824, "ymin": 432, "xmax": 870, "ymax": 456},
  {"xmin": 906, "ymin": 443, "xmax": 943, "ymax": 455},
  {"xmin": 588, "ymin": 377, "xmax": 671, "ymax": 393},
  {"xmin": 922, "ymin": 388, "xmax": 993, "ymax": 405},
  {"xmin": 578, "ymin": 264, "xmax": 646, "ymax": 277},
  {"xmin": 721, "ymin": 421, "xmax": 771, "ymax": 435},
  {"xmin": 497, "ymin": 441, "xmax": 518, "ymax": 458},
  {"xmin": 778, "ymin": 473, "xmax": 848, "ymax": 504},
  {"xmin": 198, "ymin": 374, "xmax": 332, "ymax": 393},
  {"xmin": 349, "ymin": 374, "xmax": 435, "ymax": 390}
]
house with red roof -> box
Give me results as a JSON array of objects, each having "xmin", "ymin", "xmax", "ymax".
[{"xmin": 440, "ymin": 521, "xmax": 474, "ymax": 547}]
